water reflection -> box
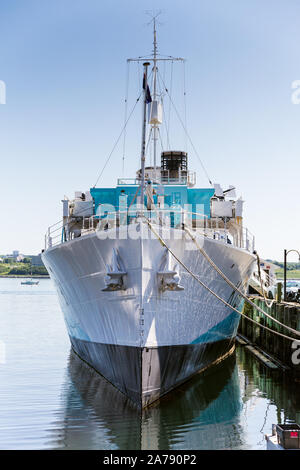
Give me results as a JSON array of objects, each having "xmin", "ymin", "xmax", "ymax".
[
  {"xmin": 1, "ymin": 278, "xmax": 300, "ymax": 450},
  {"xmin": 237, "ymin": 347, "xmax": 300, "ymax": 426},
  {"xmin": 54, "ymin": 350, "xmax": 244, "ymax": 450},
  {"xmin": 56, "ymin": 352, "xmax": 141, "ymax": 449}
]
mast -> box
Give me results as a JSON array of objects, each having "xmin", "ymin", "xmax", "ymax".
[
  {"xmin": 152, "ymin": 18, "xmax": 158, "ymax": 181},
  {"xmin": 140, "ymin": 62, "xmax": 150, "ymax": 212},
  {"xmin": 127, "ymin": 17, "xmax": 184, "ymax": 185}
]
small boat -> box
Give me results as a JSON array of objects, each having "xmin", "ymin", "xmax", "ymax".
[
  {"xmin": 21, "ymin": 279, "xmax": 39, "ymax": 285},
  {"xmin": 20, "ymin": 260, "xmax": 40, "ymax": 285},
  {"xmin": 248, "ymin": 259, "xmax": 277, "ymax": 298},
  {"xmin": 266, "ymin": 424, "xmax": 300, "ymax": 450}
]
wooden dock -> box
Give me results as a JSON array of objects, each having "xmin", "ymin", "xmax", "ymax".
[{"xmin": 238, "ymin": 296, "xmax": 300, "ymax": 375}]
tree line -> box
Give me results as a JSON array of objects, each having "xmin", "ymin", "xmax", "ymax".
[
  {"xmin": 266, "ymin": 260, "xmax": 300, "ymax": 270},
  {"xmin": 9, "ymin": 265, "xmax": 48, "ymax": 275}
]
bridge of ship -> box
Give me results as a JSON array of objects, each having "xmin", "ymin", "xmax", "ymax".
[
  {"xmin": 45, "ymin": 175, "xmax": 255, "ymax": 254},
  {"xmin": 90, "ymin": 179, "xmax": 214, "ymax": 224}
]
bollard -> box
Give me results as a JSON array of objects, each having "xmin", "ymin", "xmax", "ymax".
[{"xmin": 277, "ymin": 282, "xmax": 282, "ymax": 303}]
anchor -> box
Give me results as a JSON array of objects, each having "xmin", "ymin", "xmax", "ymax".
[
  {"xmin": 102, "ymin": 248, "xmax": 127, "ymax": 292},
  {"xmin": 157, "ymin": 248, "xmax": 184, "ymax": 292}
]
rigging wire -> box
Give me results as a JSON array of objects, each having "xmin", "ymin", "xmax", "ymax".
[
  {"xmin": 183, "ymin": 60, "xmax": 188, "ymax": 153},
  {"xmin": 157, "ymin": 127, "xmax": 164, "ymax": 152},
  {"xmin": 122, "ymin": 61, "xmax": 130, "ymax": 176},
  {"xmin": 145, "ymin": 127, "xmax": 153, "ymax": 164},
  {"xmin": 167, "ymin": 60, "xmax": 174, "ymax": 146},
  {"xmin": 162, "ymin": 60, "xmax": 167, "ymax": 147},
  {"xmin": 93, "ymin": 91, "xmax": 142, "ymax": 188},
  {"xmin": 93, "ymin": 68, "xmax": 154, "ymax": 188},
  {"xmin": 157, "ymin": 72, "xmax": 170, "ymax": 149},
  {"xmin": 158, "ymin": 69, "xmax": 213, "ymax": 186},
  {"xmin": 154, "ymin": 69, "xmax": 165, "ymax": 153}
]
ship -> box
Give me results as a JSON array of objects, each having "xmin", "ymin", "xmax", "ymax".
[{"xmin": 42, "ymin": 20, "xmax": 256, "ymax": 408}]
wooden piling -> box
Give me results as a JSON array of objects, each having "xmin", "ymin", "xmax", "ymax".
[{"xmin": 238, "ymin": 297, "xmax": 300, "ymax": 375}]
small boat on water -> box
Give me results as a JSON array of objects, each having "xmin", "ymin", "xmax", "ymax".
[
  {"xmin": 20, "ymin": 260, "xmax": 40, "ymax": 285},
  {"xmin": 21, "ymin": 279, "xmax": 39, "ymax": 285}
]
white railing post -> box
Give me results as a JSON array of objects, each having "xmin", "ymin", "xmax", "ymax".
[
  {"xmin": 246, "ymin": 228, "xmax": 249, "ymax": 251},
  {"xmin": 48, "ymin": 228, "xmax": 52, "ymax": 248}
]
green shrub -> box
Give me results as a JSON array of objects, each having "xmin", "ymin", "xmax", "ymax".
[
  {"xmin": 31, "ymin": 266, "xmax": 48, "ymax": 275},
  {"xmin": 9, "ymin": 266, "xmax": 31, "ymax": 275}
]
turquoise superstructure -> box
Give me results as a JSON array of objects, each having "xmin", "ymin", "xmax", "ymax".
[{"xmin": 90, "ymin": 185, "xmax": 215, "ymax": 220}]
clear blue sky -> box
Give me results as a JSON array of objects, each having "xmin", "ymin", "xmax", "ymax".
[{"xmin": 0, "ymin": 0, "xmax": 300, "ymax": 261}]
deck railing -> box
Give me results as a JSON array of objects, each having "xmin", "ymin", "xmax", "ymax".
[
  {"xmin": 117, "ymin": 171, "xmax": 196, "ymax": 187},
  {"xmin": 45, "ymin": 208, "xmax": 255, "ymax": 253}
]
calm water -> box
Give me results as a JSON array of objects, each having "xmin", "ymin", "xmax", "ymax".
[{"xmin": 0, "ymin": 277, "xmax": 299, "ymax": 450}]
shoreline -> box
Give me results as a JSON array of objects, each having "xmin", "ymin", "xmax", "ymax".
[{"xmin": 0, "ymin": 275, "xmax": 50, "ymax": 279}]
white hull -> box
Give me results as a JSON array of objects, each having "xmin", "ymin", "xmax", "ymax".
[{"xmin": 43, "ymin": 222, "xmax": 255, "ymax": 406}]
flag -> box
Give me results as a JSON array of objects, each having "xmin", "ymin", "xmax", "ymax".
[{"xmin": 143, "ymin": 73, "xmax": 152, "ymax": 103}]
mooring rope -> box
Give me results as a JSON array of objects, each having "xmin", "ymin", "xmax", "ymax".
[
  {"xmin": 143, "ymin": 218, "xmax": 300, "ymax": 342},
  {"xmin": 183, "ymin": 225, "xmax": 300, "ymax": 338},
  {"xmin": 255, "ymin": 252, "xmax": 276, "ymax": 308}
]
